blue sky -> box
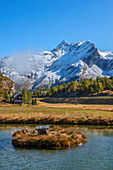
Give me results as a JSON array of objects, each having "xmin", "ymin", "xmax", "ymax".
[{"xmin": 0, "ymin": 0, "xmax": 113, "ymax": 57}]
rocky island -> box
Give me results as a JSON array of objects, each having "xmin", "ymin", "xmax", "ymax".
[{"xmin": 12, "ymin": 126, "xmax": 87, "ymax": 149}]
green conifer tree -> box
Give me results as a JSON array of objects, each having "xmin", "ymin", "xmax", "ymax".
[
  {"xmin": 27, "ymin": 91, "xmax": 32, "ymax": 104},
  {"xmin": 40, "ymin": 89, "xmax": 42, "ymax": 96},
  {"xmin": 21, "ymin": 89, "xmax": 28, "ymax": 104},
  {"xmin": 35, "ymin": 98, "xmax": 37, "ymax": 105},
  {"xmin": 32, "ymin": 99, "xmax": 35, "ymax": 105}
]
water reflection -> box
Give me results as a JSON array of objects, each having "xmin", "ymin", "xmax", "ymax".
[
  {"xmin": 0, "ymin": 124, "xmax": 113, "ymax": 136},
  {"xmin": 76, "ymin": 125, "xmax": 113, "ymax": 137}
]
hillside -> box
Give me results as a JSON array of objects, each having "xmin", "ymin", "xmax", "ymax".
[
  {"xmin": 0, "ymin": 40, "xmax": 113, "ymax": 90},
  {"xmin": 0, "ymin": 72, "xmax": 15, "ymax": 98}
]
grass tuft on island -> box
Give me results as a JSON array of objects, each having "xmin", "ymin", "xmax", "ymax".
[{"xmin": 12, "ymin": 126, "xmax": 87, "ymax": 149}]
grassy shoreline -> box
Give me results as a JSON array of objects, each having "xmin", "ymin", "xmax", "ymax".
[
  {"xmin": 1, "ymin": 99, "xmax": 113, "ymax": 125},
  {"xmin": 0, "ymin": 106, "xmax": 113, "ymax": 125}
]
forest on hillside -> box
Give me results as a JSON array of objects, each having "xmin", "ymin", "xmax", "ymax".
[
  {"xmin": 1, "ymin": 73, "xmax": 113, "ymax": 104},
  {"xmin": 33, "ymin": 76, "xmax": 113, "ymax": 97}
]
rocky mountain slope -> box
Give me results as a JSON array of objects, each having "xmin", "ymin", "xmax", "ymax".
[{"xmin": 0, "ymin": 40, "xmax": 113, "ymax": 90}]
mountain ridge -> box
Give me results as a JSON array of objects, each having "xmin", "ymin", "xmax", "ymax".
[{"xmin": 0, "ymin": 40, "xmax": 113, "ymax": 90}]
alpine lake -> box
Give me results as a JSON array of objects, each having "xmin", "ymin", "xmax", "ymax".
[{"xmin": 0, "ymin": 124, "xmax": 113, "ymax": 170}]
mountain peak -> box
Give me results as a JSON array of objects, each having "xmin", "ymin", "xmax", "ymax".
[{"xmin": 57, "ymin": 40, "xmax": 69, "ymax": 47}]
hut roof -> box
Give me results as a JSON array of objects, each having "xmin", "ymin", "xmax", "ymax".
[
  {"xmin": 13, "ymin": 93, "xmax": 20, "ymax": 99},
  {"xmin": 36, "ymin": 125, "xmax": 49, "ymax": 130}
]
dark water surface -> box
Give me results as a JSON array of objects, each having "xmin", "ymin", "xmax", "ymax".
[{"xmin": 0, "ymin": 125, "xmax": 113, "ymax": 170}]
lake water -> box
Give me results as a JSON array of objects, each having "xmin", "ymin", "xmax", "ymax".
[{"xmin": 0, "ymin": 125, "xmax": 113, "ymax": 170}]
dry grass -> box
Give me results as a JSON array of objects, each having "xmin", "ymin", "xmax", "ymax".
[
  {"xmin": 12, "ymin": 126, "xmax": 87, "ymax": 149},
  {"xmin": 37, "ymin": 98, "xmax": 113, "ymax": 111},
  {"xmin": 0, "ymin": 104, "xmax": 113, "ymax": 119},
  {"xmin": 0, "ymin": 99, "xmax": 113, "ymax": 125}
]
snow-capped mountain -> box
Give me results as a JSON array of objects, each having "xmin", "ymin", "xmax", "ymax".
[{"xmin": 0, "ymin": 40, "xmax": 113, "ymax": 90}]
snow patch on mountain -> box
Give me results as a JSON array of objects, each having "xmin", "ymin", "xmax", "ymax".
[{"xmin": 0, "ymin": 40, "xmax": 113, "ymax": 90}]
